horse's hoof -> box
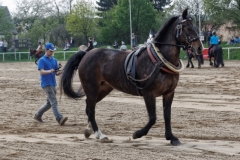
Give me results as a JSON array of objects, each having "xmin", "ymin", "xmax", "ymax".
[
  {"xmin": 132, "ymin": 131, "xmax": 142, "ymax": 139},
  {"xmin": 132, "ymin": 132, "xmax": 138, "ymax": 139},
  {"xmin": 97, "ymin": 137, "xmax": 113, "ymax": 143},
  {"xmin": 84, "ymin": 128, "xmax": 93, "ymax": 138},
  {"xmin": 191, "ymin": 66, "xmax": 194, "ymax": 68},
  {"xmin": 171, "ymin": 139, "xmax": 181, "ymax": 146}
]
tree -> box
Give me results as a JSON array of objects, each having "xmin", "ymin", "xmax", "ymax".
[
  {"xmin": 203, "ymin": 0, "xmax": 240, "ymax": 31},
  {"xmin": 96, "ymin": 0, "xmax": 118, "ymax": 15},
  {"xmin": 170, "ymin": 0, "xmax": 209, "ymax": 34},
  {"xmin": 66, "ymin": 0, "xmax": 97, "ymax": 41},
  {"xmin": 100, "ymin": 0, "xmax": 157, "ymax": 45},
  {"xmin": 0, "ymin": 7, "xmax": 14, "ymax": 37},
  {"xmin": 150, "ymin": 0, "xmax": 172, "ymax": 11},
  {"xmin": 13, "ymin": 0, "xmax": 73, "ymax": 47}
]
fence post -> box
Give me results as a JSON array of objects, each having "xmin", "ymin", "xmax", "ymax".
[
  {"xmin": 64, "ymin": 51, "xmax": 65, "ymax": 60},
  {"xmin": 228, "ymin": 48, "xmax": 230, "ymax": 59},
  {"xmin": 19, "ymin": 53, "xmax": 21, "ymax": 61},
  {"xmin": 3, "ymin": 53, "xmax": 4, "ymax": 61}
]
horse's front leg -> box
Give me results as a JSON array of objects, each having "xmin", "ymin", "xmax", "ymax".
[
  {"xmin": 209, "ymin": 57, "xmax": 213, "ymax": 66},
  {"xmin": 133, "ymin": 94, "xmax": 156, "ymax": 139},
  {"xmin": 163, "ymin": 92, "xmax": 181, "ymax": 146}
]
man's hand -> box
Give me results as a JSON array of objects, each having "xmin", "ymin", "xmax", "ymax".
[{"xmin": 56, "ymin": 70, "xmax": 62, "ymax": 76}]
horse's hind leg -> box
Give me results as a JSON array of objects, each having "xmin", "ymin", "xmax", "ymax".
[
  {"xmin": 163, "ymin": 92, "xmax": 181, "ymax": 146},
  {"xmin": 133, "ymin": 94, "xmax": 156, "ymax": 139},
  {"xmin": 84, "ymin": 84, "xmax": 113, "ymax": 140}
]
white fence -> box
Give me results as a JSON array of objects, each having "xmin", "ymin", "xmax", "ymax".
[
  {"xmin": 0, "ymin": 51, "xmax": 77, "ymax": 62},
  {"xmin": 0, "ymin": 47, "xmax": 240, "ymax": 62},
  {"xmin": 222, "ymin": 47, "xmax": 240, "ymax": 59}
]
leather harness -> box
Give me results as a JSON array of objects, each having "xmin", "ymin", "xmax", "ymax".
[{"xmin": 124, "ymin": 44, "xmax": 178, "ymax": 96}]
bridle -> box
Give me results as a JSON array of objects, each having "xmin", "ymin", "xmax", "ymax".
[
  {"xmin": 176, "ymin": 17, "xmax": 200, "ymax": 50},
  {"xmin": 152, "ymin": 16, "xmax": 200, "ymax": 51}
]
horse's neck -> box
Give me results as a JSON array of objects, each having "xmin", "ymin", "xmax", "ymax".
[{"xmin": 158, "ymin": 37, "xmax": 180, "ymax": 66}]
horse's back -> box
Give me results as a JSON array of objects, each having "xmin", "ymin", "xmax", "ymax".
[
  {"xmin": 79, "ymin": 48, "xmax": 128, "ymax": 77},
  {"xmin": 78, "ymin": 48, "xmax": 144, "ymax": 94}
]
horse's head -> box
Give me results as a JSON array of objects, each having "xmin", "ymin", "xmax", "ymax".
[{"xmin": 176, "ymin": 8, "xmax": 203, "ymax": 55}]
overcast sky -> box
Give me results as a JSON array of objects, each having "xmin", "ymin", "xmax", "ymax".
[
  {"xmin": 1, "ymin": 0, "xmax": 96, "ymax": 14},
  {"xmin": 1, "ymin": 0, "xmax": 16, "ymax": 13}
]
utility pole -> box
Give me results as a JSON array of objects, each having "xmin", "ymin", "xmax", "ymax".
[
  {"xmin": 199, "ymin": 0, "xmax": 201, "ymax": 35},
  {"xmin": 129, "ymin": 0, "xmax": 132, "ymax": 48}
]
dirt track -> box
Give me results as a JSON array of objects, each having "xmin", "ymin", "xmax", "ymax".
[{"xmin": 0, "ymin": 60, "xmax": 240, "ymax": 159}]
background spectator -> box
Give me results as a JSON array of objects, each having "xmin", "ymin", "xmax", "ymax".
[
  {"xmin": 234, "ymin": 36, "xmax": 239, "ymax": 44},
  {"xmin": 0, "ymin": 39, "xmax": 3, "ymax": 52},
  {"xmin": 70, "ymin": 37, "xmax": 74, "ymax": 47},
  {"xmin": 119, "ymin": 41, "xmax": 127, "ymax": 51},
  {"xmin": 131, "ymin": 33, "xmax": 136, "ymax": 48},
  {"xmin": 113, "ymin": 40, "xmax": 118, "ymax": 49},
  {"xmin": 3, "ymin": 40, "xmax": 8, "ymax": 52},
  {"xmin": 63, "ymin": 40, "xmax": 70, "ymax": 51},
  {"xmin": 93, "ymin": 39, "xmax": 98, "ymax": 47}
]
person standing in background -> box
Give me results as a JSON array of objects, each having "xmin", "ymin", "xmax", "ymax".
[
  {"xmin": 119, "ymin": 41, "xmax": 127, "ymax": 51},
  {"xmin": 85, "ymin": 37, "xmax": 94, "ymax": 52},
  {"xmin": 3, "ymin": 40, "xmax": 8, "ymax": 52},
  {"xmin": 0, "ymin": 39, "xmax": 3, "ymax": 52},
  {"xmin": 36, "ymin": 42, "xmax": 43, "ymax": 54},
  {"xmin": 131, "ymin": 33, "xmax": 136, "ymax": 48},
  {"xmin": 70, "ymin": 37, "xmax": 74, "ymax": 47}
]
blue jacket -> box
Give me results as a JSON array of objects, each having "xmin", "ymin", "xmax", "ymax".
[{"xmin": 210, "ymin": 35, "xmax": 219, "ymax": 45}]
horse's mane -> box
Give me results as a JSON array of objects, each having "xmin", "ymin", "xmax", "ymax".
[{"xmin": 154, "ymin": 16, "xmax": 178, "ymax": 41}]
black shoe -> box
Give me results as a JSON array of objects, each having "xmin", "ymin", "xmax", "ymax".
[
  {"xmin": 58, "ymin": 117, "xmax": 68, "ymax": 126},
  {"xmin": 33, "ymin": 114, "xmax": 44, "ymax": 123}
]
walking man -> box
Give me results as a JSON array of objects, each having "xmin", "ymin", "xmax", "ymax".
[{"xmin": 34, "ymin": 42, "xmax": 68, "ymax": 125}]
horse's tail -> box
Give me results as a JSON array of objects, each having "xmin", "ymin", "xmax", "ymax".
[{"xmin": 60, "ymin": 51, "xmax": 86, "ymax": 99}]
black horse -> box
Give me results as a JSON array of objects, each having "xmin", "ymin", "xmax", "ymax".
[
  {"xmin": 29, "ymin": 49, "xmax": 44, "ymax": 65},
  {"xmin": 209, "ymin": 45, "xmax": 224, "ymax": 67},
  {"xmin": 60, "ymin": 9, "xmax": 202, "ymax": 146},
  {"xmin": 186, "ymin": 49, "xmax": 204, "ymax": 68}
]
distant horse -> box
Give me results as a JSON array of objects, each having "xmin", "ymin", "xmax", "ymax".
[
  {"xmin": 29, "ymin": 49, "xmax": 44, "ymax": 65},
  {"xmin": 186, "ymin": 49, "xmax": 204, "ymax": 68},
  {"xmin": 209, "ymin": 45, "xmax": 224, "ymax": 67},
  {"xmin": 60, "ymin": 8, "xmax": 203, "ymax": 146}
]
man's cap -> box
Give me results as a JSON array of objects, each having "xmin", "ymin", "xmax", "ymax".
[
  {"xmin": 122, "ymin": 41, "xmax": 125, "ymax": 45},
  {"xmin": 45, "ymin": 43, "xmax": 55, "ymax": 51}
]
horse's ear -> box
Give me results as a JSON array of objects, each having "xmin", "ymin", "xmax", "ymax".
[{"xmin": 182, "ymin": 8, "xmax": 188, "ymax": 19}]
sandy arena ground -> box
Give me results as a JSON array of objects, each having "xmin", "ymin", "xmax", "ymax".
[{"xmin": 0, "ymin": 60, "xmax": 240, "ymax": 160}]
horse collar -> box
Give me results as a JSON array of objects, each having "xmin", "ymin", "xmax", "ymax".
[{"xmin": 149, "ymin": 43, "xmax": 184, "ymax": 73}]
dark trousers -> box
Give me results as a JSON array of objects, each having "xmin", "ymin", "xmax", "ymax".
[{"xmin": 208, "ymin": 44, "xmax": 217, "ymax": 56}]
